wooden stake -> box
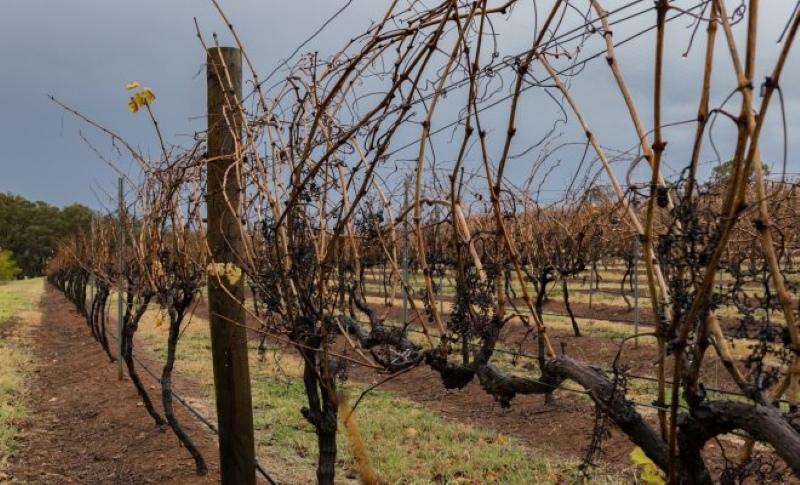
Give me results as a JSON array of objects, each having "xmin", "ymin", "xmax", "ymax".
[
  {"xmin": 117, "ymin": 177, "xmax": 125, "ymax": 381},
  {"xmin": 402, "ymin": 175, "xmax": 410, "ymax": 326},
  {"xmin": 633, "ymin": 237, "xmax": 640, "ymax": 348},
  {"xmin": 206, "ymin": 46, "xmax": 256, "ymax": 485}
]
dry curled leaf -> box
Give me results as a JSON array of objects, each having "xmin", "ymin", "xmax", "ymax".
[{"xmin": 630, "ymin": 447, "xmax": 665, "ymax": 485}]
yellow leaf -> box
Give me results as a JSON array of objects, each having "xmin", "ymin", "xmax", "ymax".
[
  {"xmin": 630, "ymin": 447, "xmax": 648, "ymax": 465},
  {"xmin": 134, "ymin": 88, "xmax": 155, "ymax": 106},
  {"xmin": 630, "ymin": 447, "xmax": 665, "ymax": 485},
  {"xmin": 125, "ymin": 80, "xmax": 140, "ymax": 91},
  {"xmin": 224, "ymin": 262, "xmax": 242, "ymax": 285},
  {"xmin": 207, "ymin": 262, "xmax": 242, "ymax": 285},
  {"xmin": 127, "ymin": 86, "xmax": 155, "ymax": 113},
  {"xmin": 642, "ymin": 466, "xmax": 666, "ymax": 485}
]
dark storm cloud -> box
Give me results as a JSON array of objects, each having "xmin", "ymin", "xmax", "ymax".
[
  {"xmin": 0, "ymin": 1, "xmax": 797, "ymax": 210},
  {"xmin": 0, "ymin": 0, "xmax": 385, "ymax": 209}
]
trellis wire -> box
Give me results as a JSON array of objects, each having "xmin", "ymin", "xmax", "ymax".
[{"xmin": 99, "ymin": 317, "xmax": 278, "ymax": 485}]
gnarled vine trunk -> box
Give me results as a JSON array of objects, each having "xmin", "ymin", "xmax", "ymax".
[
  {"xmin": 299, "ymin": 347, "xmax": 339, "ymax": 485},
  {"xmin": 161, "ymin": 301, "xmax": 207, "ymax": 475},
  {"xmin": 121, "ymin": 292, "xmax": 165, "ymax": 427}
]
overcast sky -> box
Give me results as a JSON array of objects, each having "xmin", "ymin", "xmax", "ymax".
[
  {"xmin": 1, "ymin": 1, "xmax": 797, "ymax": 210},
  {"xmin": 0, "ymin": 0, "xmax": 388, "ymax": 209}
]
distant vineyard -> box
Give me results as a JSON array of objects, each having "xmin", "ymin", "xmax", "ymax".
[{"xmin": 47, "ymin": 1, "xmax": 800, "ymax": 484}]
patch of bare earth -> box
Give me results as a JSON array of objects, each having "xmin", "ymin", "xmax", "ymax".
[{"xmin": 6, "ymin": 285, "xmax": 219, "ymax": 484}]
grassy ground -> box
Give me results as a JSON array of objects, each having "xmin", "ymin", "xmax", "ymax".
[
  {"xmin": 107, "ymin": 260, "xmax": 762, "ymax": 483},
  {"xmin": 0, "ymin": 278, "xmax": 43, "ymax": 473},
  {"xmin": 129, "ymin": 304, "xmax": 628, "ymax": 484},
  {"xmin": 106, "ymin": 259, "xmax": 789, "ymax": 482},
  {"xmin": 0, "ymin": 278, "xmax": 43, "ymax": 322}
]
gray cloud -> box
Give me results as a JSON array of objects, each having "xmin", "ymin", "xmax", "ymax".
[{"xmin": 0, "ymin": 1, "xmax": 796, "ymax": 210}]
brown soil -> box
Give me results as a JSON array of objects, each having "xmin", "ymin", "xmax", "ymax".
[{"xmin": 6, "ymin": 285, "xmax": 220, "ymax": 484}]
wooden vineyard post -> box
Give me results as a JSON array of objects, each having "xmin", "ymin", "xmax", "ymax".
[
  {"xmin": 205, "ymin": 46, "xmax": 257, "ymax": 485},
  {"xmin": 89, "ymin": 218, "xmax": 95, "ymax": 316},
  {"xmin": 402, "ymin": 175, "xmax": 410, "ymax": 326},
  {"xmin": 117, "ymin": 177, "xmax": 125, "ymax": 380},
  {"xmin": 633, "ymin": 235, "xmax": 640, "ymax": 348}
]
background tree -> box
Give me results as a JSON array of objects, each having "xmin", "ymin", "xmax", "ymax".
[
  {"xmin": 0, "ymin": 193, "xmax": 93, "ymax": 277},
  {"xmin": 0, "ymin": 248, "xmax": 20, "ymax": 281}
]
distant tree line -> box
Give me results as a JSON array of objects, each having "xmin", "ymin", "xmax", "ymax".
[{"xmin": 0, "ymin": 193, "xmax": 93, "ymax": 278}]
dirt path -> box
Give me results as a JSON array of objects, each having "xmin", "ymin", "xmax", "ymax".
[{"xmin": 6, "ymin": 285, "xmax": 219, "ymax": 484}]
